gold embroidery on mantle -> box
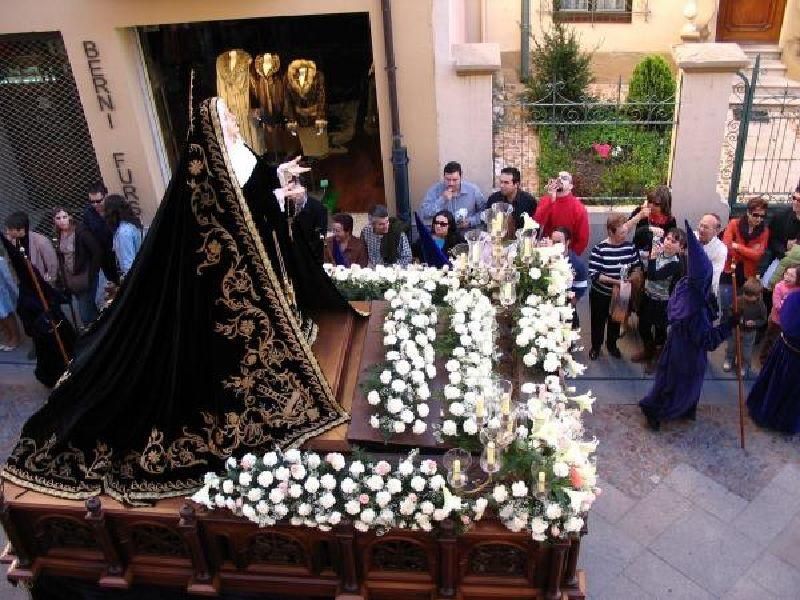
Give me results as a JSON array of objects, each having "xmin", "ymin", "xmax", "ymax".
[{"xmin": 1, "ymin": 98, "xmax": 348, "ymax": 504}]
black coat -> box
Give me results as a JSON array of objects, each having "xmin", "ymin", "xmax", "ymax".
[
  {"xmin": 293, "ymin": 196, "xmax": 328, "ymax": 265},
  {"xmin": 487, "ymin": 190, "xmax": 537, "ymax": 230},
  {"xmin": 766, "ymin": 204, "xmax": 800, "ymax": 263}
]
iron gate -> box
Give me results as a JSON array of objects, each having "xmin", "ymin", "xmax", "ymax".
[
  {"xmin": 0, "ymin": 32, "xmax": 101, "ymax": 237},
  {"xmin": 721, "ymin": 56, "xmax": 800, "ymax": 209},
  {"xmin": 493, "ymin": 77, "xmax": 676, "ymax": 205}
]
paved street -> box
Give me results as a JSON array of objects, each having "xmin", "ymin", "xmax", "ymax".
[{"xmin": 0, "ymin": 298, "xmax": 798, "ymax": 599}]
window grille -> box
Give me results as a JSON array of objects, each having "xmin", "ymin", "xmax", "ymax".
[
  {"xmin": 0, "ymin": 32, "xmax": 101, "ymax": 238},
  {"xmin": 554, "ymin": 0, "xmax": 633, "ymax": 23}
]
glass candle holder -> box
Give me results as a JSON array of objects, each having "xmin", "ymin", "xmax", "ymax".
[
  {"xmin": 531, "ymin": 466, "xmax": 549, "ymax": 500},
  {"xmin": 498, "ymin": 269, "xmax": 520, "ymax": 307},
  {"xmin": 443, "ymin": 448, "xmax": 472, "ymax": 489},
  {"xmin": 480, "ymin": 440, "xmax": 502, "ymax": 474},
  {"xmin": 464, "ymin": 230, "xmax": 484, "ymax": 268},
  {"xmin": 483, "ymin": 202, "xmax": 513, "ymax": 240},
  {"xmin": 517, "ymin": 229, "xmax": 536, "ymax": 263},
  {"xmin": 496, "ymin": 379, "xmax": 513, "ymax": 416},
  {"xmin": 449, "ymin": 243, "xmax": 469, "ymax": 273}
]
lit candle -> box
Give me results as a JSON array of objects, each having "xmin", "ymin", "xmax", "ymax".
[
  {"xmin": 537, "ymin": 471, "xmax": 546, "ymax": 494},
  {"xmin": 492, "ymin": 212, "xmax": 504, "ymax": 235},
  {"xmin": 476, "ymin": 395, "xmax": 485, "ymax": 418},
  {"xmin": 501, "ymin": 393, "xmax": 511, "ymax": 415},
  {"xmin": 487, "ymin": 442, "xmax": 496, "ymax": 466},
  {"xmin": 506, "ymin": 416, "xmax": 515, "ymax": 434},
  {"xmin": 453, "ymin": 459, "xmax": 461, "ymax": 482}
]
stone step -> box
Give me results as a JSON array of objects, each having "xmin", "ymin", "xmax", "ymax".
[{"xmin": 740, "ymin": 43, "xmax": 782, "ymax": 61}]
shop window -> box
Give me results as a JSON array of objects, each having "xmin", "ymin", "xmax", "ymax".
[
  {"xmin": 137, "ymin": 13, "xmax": 383, "ymax": 214},
  {"xmin": 554, "ymin": 0, "xmax": 633, "ymax": 24}
]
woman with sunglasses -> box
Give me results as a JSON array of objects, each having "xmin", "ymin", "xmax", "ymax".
[
  {"xmin": 719, "ymin": 196, "xmax": 770, "ymax": 321},
  {"xmin": 625, "ymin": 185, "xmax": 677, "ymax": 255},
  {"xmin": 412, "ymin": 209, "xmax": 465, "ymax": 262}
]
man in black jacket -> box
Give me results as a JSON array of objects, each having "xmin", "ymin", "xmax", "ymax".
[
  {"xmin": 765, "ymin": 187, "xmax": 800, "ymax": 265},
  {"xmin": 486, "ymin": 166, "xmax": 537, "ymax": 231}
]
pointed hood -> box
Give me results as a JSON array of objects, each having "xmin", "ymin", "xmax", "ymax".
[
  {"xmin": 667, "ymin": 221, "xmax": 715, "ymax": 322},
  {"xmin": 414, "ymin": 212, "xmax": 450, "ymax": 268}
]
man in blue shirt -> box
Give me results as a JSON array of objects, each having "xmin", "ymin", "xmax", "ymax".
[{"xmin": 420, "ymin": 161, "xmax": 486, "ymax": 231}]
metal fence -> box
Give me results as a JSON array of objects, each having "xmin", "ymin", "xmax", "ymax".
[
  {"xmin": 0, "ymin": 32, "xmax": 101, "ymax": 238},
  {"xmin": 493, "ymin": 77, "xmax": 676, "ymax": 205},
  {"xmin": 719, "ymin": 57, "xmax": 800, "ymax": 209}
]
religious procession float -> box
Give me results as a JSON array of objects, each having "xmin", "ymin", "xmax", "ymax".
[{"xmin": 0, "ymin": 98, "xmax": 596, "ymax": 600}]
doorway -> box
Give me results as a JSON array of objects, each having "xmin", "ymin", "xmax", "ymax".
[{"xmin": 716, "ymin": 0, "xmax": 788, "ymax": 43}]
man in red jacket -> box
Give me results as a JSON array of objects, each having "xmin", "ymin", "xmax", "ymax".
[{"xmin": 534, "ymin": 171, "xmax": 590, "ymax": 255}]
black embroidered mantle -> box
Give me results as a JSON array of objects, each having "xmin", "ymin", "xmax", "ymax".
[{"xmin": 2, "ymin": 98, "xmax": 349, "ymax": 505}]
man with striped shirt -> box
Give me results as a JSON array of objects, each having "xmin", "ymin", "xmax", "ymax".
[{"xmin": 587, "ymin": 213, "xmax": 641, "ymax": 360}]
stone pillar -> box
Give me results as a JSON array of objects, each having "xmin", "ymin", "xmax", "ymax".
[
  {"xmin": 669, "ymin": 43, "xmax": 749, "ymax": 229},
  {"xmin": 430, "ymin": 0, "xmax": 500, "ymax": 199}
]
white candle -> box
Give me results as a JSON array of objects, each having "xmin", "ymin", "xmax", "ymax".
[
  {"xmin": 487, "ymin": 442, "xmax": 496, "ymax": 466},
  {"xmin": 453, "ymin": 459, "xmax": 461, "ymax": 481},
  {"xmin": 537, "ymin": 471, "xmax": 546, "ymax": 494},
  {"xmin": 476, "ymin": 395, "xmax": 485, "ymax": 418}
]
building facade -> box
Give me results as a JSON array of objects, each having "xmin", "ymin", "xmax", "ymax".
[{"xmin": 0, "ymin": 0, "xmax": 501, "ymax": 228}]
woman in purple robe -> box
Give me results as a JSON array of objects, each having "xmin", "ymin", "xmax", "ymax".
[
  {"xmin": 747, "ymin": 291, "xmax": 800, "ymax": 433},
  {"xmin": 639, "ymin": 222, "xmax": 738, "ymax": 431}
]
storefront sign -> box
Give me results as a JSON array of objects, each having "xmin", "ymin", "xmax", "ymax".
[
  {"xmin": 82, "ymin": 41, "xmax": 115, "ymax": 129},
  {"xmin": 113, "ymin": 152, "xmax": 141, "ymax": 212}
]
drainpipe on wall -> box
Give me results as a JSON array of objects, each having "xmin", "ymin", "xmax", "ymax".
[
  {"xmin": 520, "ymin": 0, "xmax": 531, "ymax": 81},
  {"xmin": 381, "ymin": 0, "xmax": 411, "ymax": 225}
]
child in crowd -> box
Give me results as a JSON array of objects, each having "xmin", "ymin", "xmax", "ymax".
[
  {"xmin": 632, "ymin": 228, "xmax": 686, "ymax": 373},
  {"xmin": 551, "ymin": 227, "xmax": 587, "ymax": 330},
  {"xmin": 759, "ymin": 264, "xmax": 799, "ymax": 364},
  {"xmin": 723, "ymin": 277, "xmax": 767, "ymax": 378}
]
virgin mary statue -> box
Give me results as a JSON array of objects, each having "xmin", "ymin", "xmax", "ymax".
[{"xmin": 2, "ymin": 97, "xmax": 353, "ymax": 505}]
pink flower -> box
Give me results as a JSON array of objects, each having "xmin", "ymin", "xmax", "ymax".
[
  {"xmin": 359, "ymin": 494, "xmax": 370, "ymax": 505},
  {"xmin": 461, "ymin": 515, "xmax": 471, "ymax": 525},
  {"xmin": 569, "ymin": 467, "xmax": 584, "ymax": 488},
  {"xmin": 279, "ymin": 482, "xmax": 289, "ymax": 492},
  {"xmin": 375, "ymin": 460, "xmax": 392, "ymax": 476},
  {"xmin": 408, "ymin": 493, "xmax": 418, "ymax": 503}
]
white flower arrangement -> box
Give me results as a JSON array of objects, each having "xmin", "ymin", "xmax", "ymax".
[
  {"xmin": 192, "ymin": 449, "xmax": 469, "ymax": 534},
  {"xmin": 367, "ymin": 283, "xmax": 440, "ymax": 437},
  {"xmin": 323, "ymin": 263, "xmax": 458, "ymax": 301},
  {"xmin": 439, "ymin": 287, "xmax": 497, "ymax": 439},
  {"xmin": 515, "ymin": 247, "xmax": 585, "ymax": 377}
]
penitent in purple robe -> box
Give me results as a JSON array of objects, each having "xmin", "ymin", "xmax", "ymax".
[
  {"xmin": 639, "ymin": 221, "xmax": 733, "ymax": 422},
  {"xmin": 747, "ymin": 292, "xmax": 800, "ymax": 433}
]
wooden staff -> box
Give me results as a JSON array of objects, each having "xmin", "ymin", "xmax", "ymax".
[
  {"xmin": 730, "ymin": 257, "xmax": 746, "ymax": 450},
  {"xmin": 18, "ymin": 246, "xmax": 70, "ymax": 367}
]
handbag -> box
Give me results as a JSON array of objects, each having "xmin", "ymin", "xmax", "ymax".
[{"xmin": 609, "ymin": 280, "xmax": 632, "ymax": 324}]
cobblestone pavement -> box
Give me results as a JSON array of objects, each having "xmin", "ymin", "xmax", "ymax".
[{"xmin": 0, "ymin": 298, "xmax": 798, "ymax": 598}]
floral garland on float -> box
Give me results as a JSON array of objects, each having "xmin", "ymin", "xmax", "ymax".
[{"xmin": 192, "ymin": 205, "xmax": 598, "ymax": 543}]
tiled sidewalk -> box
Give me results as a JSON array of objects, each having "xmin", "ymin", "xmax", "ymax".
[{"xmin": 583, "ymin": 463, "xmax": 800, "ymax": 599}]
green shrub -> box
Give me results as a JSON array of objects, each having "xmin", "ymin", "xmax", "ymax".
[
  {"xmin": 525, "ymin": 22, "xmax": 593, "ymax": 105},
  {"xmin": 626, "ymin": 55, "xmax": 676, "ymax": 122}
]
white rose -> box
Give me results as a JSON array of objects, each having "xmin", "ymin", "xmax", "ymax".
[
  {"xmin": 391, "ymin": 380, "xmax": 407, "ymax": 393},
  {"xmin": 433, "ymin": 509, "xmax": 448, "ymax": 521},
  {"xmin": 247, "ymin": 488, "xmax": 262, "ymax": 502},
  {"xmin": 463, "ymin": 419, "xmax": 478, "ymax": 435},
  {"xmin": 417, "ymin": 403, "xmax": 430, "ymax": 417},
  {"xmin": 394, "ymin": 359, "xmax": 411, "ymax": 376},
  {"xmin": 289, "ymin": 483, "xmax": 303, "ymax": 498},
  {"xmin": 412, "ymin": 420, "xmax": 427, "ymax": 435},
  {"xmin": 449, "ymin": 402, "xmax": 465, "ymax": 417},
  {"xmin": 269, "ymin": 488, "xmax": 285, "ymax": 503},
  {"xmin": 367, "ymin": 390, "xmax": 381, "ymax": 406},
  {"xmin": 375, "ymin": 491, "xmax": 392, "ymax": 507},
  {"xmin": 320, "ymin": 474, "xmax": 337, "ymax": 491},
  {"xmin": 306, "ymin": 453, "xmax": 321, "ymax": 469},
  {"xmin": 410, "ymin": 476, "xmax": 426, "ymax": 492},
  {"xmin": 429, "ymin": 474, "xmax": 445, "ymax": 490},
  {"xmin": 512, "ymin": 481, "xmax": 529, "ymax": 498},
  {"xmin": 384, "ymin": 335, "xmax": 397, "ymax": 346},
  {"xmin": 386, "ymin": 397, "xmax": 404, "ymax": 414},
  {"xmin": 257, "ymin": 471, "xmax": 273, "ymax": 487},
  {"xmin": 553, "ymin": 462, "xmax": 570, "ymax": 478},
  {"xmin": 386, "ymin": 478, "xmax": 402, "ymax": 494},
  {"xmin": 360, "ymin": 508, "xmax": 376, "ymax": 524},
  {"xmin": 284, "ymin": 449, "xmax": 301, "ymax": 463},
  {"xmin": 328, "ymin": 511, "xmax": 342, "ymax": 525},
  {"xmin": 564, "ymin": 516, "xmax": 584, "ymax": 533},
  {"xmin": 350, "ymin": 461, "xmax": 365, "ymax": 476},
  {"xmin": 239, "ymin": 472, "xmax": 252, "ymax": 487},
  {"xmin": 420, "ymin": 501, "xmax": 435, "ymax": 515},
  {"xmin": 442, "ymin": 420, "xmax": 457, "ymax": 436},
  {"xmin": 369, "ymin": 415, "xmax": 380, "ymax": 429},
  {"xmin": 545, "ymin": 503, "xmax": 562, "ymax": 520},
  {"xmin": 297, "ymin": 503, "xmax": 312, "ymax": 517},
  {"xmin": 320, "ymin": 493, "xmax": 337, "ymax": 509},
  {"xmin": 379, "ymin": 370, "xmax": 393, "ymax": 385},
  {"xmin": 492, "ymin": 485, "xmax": 508, "ymax": 503},
  {"xmin": 400, "ymin": 409, "xmax": 415, "ymax": 424},
  {"xmin": 340, "ymin": 477, "xmax": 357, "ymax": 494},
  {"xmin": 222, "ymin": 479, "xmax": 234, "ymax": 494},
  {"xmin": 393, "ymin": 421, "xmax": 406, "ymax": 434},
  {"xmin": 366, "ymin": 475, "xmax": 384, "ymax": 491},
  {"xmin": 345, "ymin": 499, "xmax": 361, "ymax": 515},
  {"xmin": 304, "ymin": 477, "xmax": 320, "ymax": 494}
]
